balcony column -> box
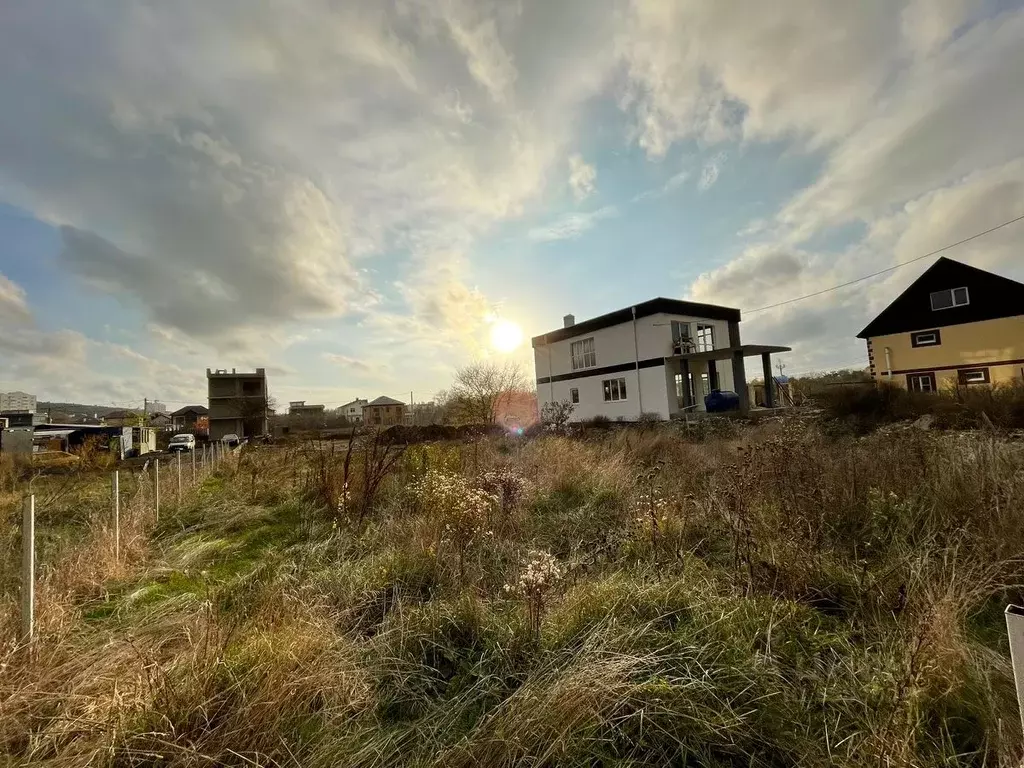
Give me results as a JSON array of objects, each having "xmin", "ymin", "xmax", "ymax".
[
  {"xmin": 731, "ymin": 351, "xmax": 749, "ymax": 414},
  {"xmin": 762, "ymin": 353, "xmax": 775, "ymax": 408},
  {"xmin": 680, "ymin": 358, "xmax": 692, "ymax": 409}
]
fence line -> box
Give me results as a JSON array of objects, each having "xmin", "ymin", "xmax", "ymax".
[{"xmin": 18, "ymin": 441, "xmax": 235, "ymax": 648}]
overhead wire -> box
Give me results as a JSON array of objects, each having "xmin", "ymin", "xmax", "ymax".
[{"xmin": 744, "ymin": 213, "xmax": 1024, "ymax": 314}]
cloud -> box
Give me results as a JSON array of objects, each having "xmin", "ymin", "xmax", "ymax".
[
  {"xmin": 0, "ymin": 273, "xmax": 32, "ymax": 325},
  {"xmin": 697, "ymin": 153, "xmax": 726, "ymax": 191},
  {"xmin": 322, "ymin": 353, "xmax": 374, "ymax": 372},
  {"xmin": 568, "ymin": 153, "xmax": 597, "ymax": 200},
  {"xmin": 528, "ymin": 206, "xmax": 618, "ymax": 242},
  {"xmin": 442, "ymin": 2, "xmax": 519, "ymax": 104},
  {"xmin": 0, "ymin": 0, "xmax": 615, "ymax": 363}
]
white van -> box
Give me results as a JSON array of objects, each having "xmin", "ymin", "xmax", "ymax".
[{"xmin": 168, "ymin": 434, "xmax": 196, "ymax": 452}]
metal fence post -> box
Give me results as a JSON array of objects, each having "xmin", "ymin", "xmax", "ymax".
[
  {"xmin": 191, "ymin": 447, "xmax": 196, "ymax": 485},
  {"xmin": 113, "ymin": 470, "xmax": 120, "ymax": 563},
  {"xmin": 21, "ymin": 495, "xmax": 35, "ymax": 644},
  {"xmin": 177, "ymin": 451, "xmax": 182, "ymax": 505},
  {"xmin": 154, "ymin": 459, "xmax": 161, "ymax": 523}
]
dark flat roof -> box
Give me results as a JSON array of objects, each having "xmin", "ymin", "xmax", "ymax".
[{"xmin": 532, "ymin": 298, "xmax": 741, "ymax": 347}]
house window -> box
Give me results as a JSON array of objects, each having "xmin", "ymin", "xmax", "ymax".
[
  {"xmin": 958, "ymin": 368, "xmax": 990, "ymax": 385},
  {"xmin": 696, "ymin": 324, "xmax": 715, "ymax": 352},
  {"xmin": 570, "ymin": 387, "xmax": 579, "ymax": 404},
  {"xmin": 671, "ymin": 321, "xmax": 692, "ymax": 352},
  {"xmin": 570, "ymin": 337, "xmax": 597, "ymax": 371},
  {"xmin": 907, "ymin": 372, "xmax": 937, "ymax": 392},
  {"xmin": 602, "ymin": 377, "xmax": 627, "ymax": 402},
  {"xmin": 930, "ymin": 287, "xmax": 969, "ymax": 311},
  {"xmin": 911, "ymin": 329, "xmax": 941, "ymax": 347}
]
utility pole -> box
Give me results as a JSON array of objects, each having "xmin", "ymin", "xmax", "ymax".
[{"xmin": 144, "ymin": 397, "xmax": 147, "ymax": 417}]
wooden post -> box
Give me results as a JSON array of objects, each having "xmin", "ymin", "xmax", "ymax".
[
  {"xmin": 113, "ymin": 471, "xmax": 120, "ymax": 563},
  {"xmin": 177, "ymin": 451, "xmax": 182, "ymax": 505},
  {"xmin": 21, "ymin": 495, "xmax": 35, "ymax": 644},
  {"xmin": 191, "ymin": 447, "xmax": 196, "ymax": 485},
  {"xmin": 154, "ymin": 459, "xmax": 160, "ymax": 523}
]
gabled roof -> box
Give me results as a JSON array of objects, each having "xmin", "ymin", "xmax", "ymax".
[
  {"xmin": 532, "ymin": 297, "xmax": 741, "ymax": 347},
  {"xmin": 366, "ymin": 396, "xmax": 405, "ymax": 407},
  {"xmin": 171, "ymin": 405, "xmax": 209, "ymax": 417},
  {"xmin": 339, "ymin": 398, "xmax": 368, "ymax": 409},
  {"xmin": 858, "ymin": 257, "xmax": 1024, "ymax": 338},
  {"xmin": 104, "ymin": 409, "xmax": 140, "ymax": 420}
]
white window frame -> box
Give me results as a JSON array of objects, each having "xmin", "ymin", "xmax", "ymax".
[
  {"xmin": 911, "ymin": 330, "xmax": 940, "ymax": 347},
  {"xmin": 569, "ymin": 387, "xmax": 579, "ymax": 404},
  {"xmin": 907, "ymin": 373, "xmax": 936, "ymax": 392},
  {"xmin": 930, "ymin": 287, "xmax": 970, "ymax": 311},
  {"xmin": 570, "ymin": 337, "xmax": 597, "ymax": 371},
  {"xmin": 602, "ymin": 377, "xmax": 628, "ymax": 402},
  {"xmin": 696, "ymin": 324, "xmax": 715, "ymax": 352},
  {"xmin": 671, "ymin": 321, "xmax": 693, "ymax": 352},
  {"xmin": 959, "ymin": 368, "xmax": 988, "ymax": 385}
]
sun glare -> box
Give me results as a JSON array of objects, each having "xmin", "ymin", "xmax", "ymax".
[{"xmin": 490, "ymin": 319, "xmax": 524, "ymax": 353}]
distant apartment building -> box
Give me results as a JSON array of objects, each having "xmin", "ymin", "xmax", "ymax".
[
  {"xmin": 363, "ymin": 396, "xmax": 406, "ymax": 427},
  {"xmin": 207, "ymin": 368, "xmax": 269, "ymax": 440},
  {"xmin": 288, "ymin": 401, "xmax": 326, "ymax": 418},
  {"xmin": 338, "ymin": 398, "xmax": 368, "ymax": 423},
  {"xmin": 288, "ymin": 400, "xmax": 326, "ymax": 428},
  {"xmin": 0, "ymin": 391, "xmax": 37, "ymax": 413}
]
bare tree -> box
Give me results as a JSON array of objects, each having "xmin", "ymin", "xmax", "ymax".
[{"xmin": 439, "ymin": 361, "xmax": 527, "ymax": 425}]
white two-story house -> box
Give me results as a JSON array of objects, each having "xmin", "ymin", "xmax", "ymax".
[{"xmin": 532, "ymin": 298, "xmax": 791, "ymax": 421}]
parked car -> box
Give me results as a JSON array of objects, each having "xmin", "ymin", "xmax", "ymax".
[
  {"xmin": 221, "ymin": 433, "xmax": 240, "ymax": 448},
  {"xmin": 168, "ymin": 434, "xmax": 196, "ymax": 452}
]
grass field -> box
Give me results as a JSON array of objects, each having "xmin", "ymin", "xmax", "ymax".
[{"xmin": 2, "ymin": 420, "xmax": 1024, "ymax": 766}]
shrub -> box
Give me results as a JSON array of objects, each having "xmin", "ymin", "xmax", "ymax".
[{"xmin": 540, "ymin": 400, "xmax": 575, "ymax": 433}]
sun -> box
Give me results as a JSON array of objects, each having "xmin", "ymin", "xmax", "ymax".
[{"xmin": 490, "ymin": 319, "xmax": 524, "ymax": 353}]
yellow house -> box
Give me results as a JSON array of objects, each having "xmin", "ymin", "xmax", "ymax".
[
  {"xmin": 362, "ymin": 396, "xmax": 406, "ymax": 427},
  {"xmin": 858, "ymin": 257, "xmax": 1024, "ymax": 392}
]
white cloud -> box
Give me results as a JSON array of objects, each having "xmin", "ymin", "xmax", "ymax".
[
  {"xmin": 322, "ymin": 353, "xmax": 374, "ymax": 372},
  {"xmin": 697, "ymin": 153, "xmax": 726, "ymax": 191},
  {"xmin": 568, "ymin": 153, "xmax": 597, "ymax": 200},
  {"xmin": 1, "ymin": 0, "xmax": 1021, "ymax": 392},
  {"xmin": 528, "ymin": 206, "xmax": 618, "ymax": 242},
  {"xmin": 0, "ymin": 273, "xmax": 32, "ymax": 325}
]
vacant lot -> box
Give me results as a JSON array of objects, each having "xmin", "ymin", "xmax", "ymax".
[{"xmin": 2, "ymin": 422, "xmax": 1023, "ymax": 766}]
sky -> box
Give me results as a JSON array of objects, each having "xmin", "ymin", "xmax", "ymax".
[{"xmin": 1, "ymin": 0, "xmax": 1023, "ymax": 410}]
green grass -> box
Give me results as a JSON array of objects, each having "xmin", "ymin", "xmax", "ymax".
[{"xmin": 3, "ymin": 426, "xmax": 1023, "ymax": 767}]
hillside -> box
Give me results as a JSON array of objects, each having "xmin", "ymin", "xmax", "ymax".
[{"xmin": 2, "ymin": 421, "xmax": 1023, "ymax": 766}]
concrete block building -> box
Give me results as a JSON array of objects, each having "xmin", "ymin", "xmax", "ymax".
[
  {"xmin": 207, "ymin": 368, "xmax": 268, "ymax": 439},
  {"xmin": 532, "ymin": 298, "xmax": 790, "ymax": 421}
]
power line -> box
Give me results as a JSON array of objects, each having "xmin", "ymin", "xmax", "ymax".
[{"xmin": 744, "ymin": 213, "xmax": 1024, "ymax": 314}]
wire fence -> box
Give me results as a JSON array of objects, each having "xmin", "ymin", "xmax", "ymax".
[{"xmin": 16, "ymin": 441, "xmax": 235, "ymax": 647}]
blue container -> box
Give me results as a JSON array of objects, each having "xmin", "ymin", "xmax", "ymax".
[{"xmin": 704, "ymin": 389, "xmax": 740, "ymax": 413}]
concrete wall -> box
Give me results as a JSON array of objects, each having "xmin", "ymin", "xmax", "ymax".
[
  {"xmin": 868, "ymin": 315, "xmax": 1024, "ymax": 389},
  {"xmin": 363, "ymin": 404, "xmax": 405, "ymax": 427},
  {"xmin": 0, "ymin": 428, "xmax": 33, "ymax": 455},
  {"xmin": 534, "ymin": 312, "xmax": 735, "ymax": 421},
  {"xmin": 535, "ymin": 312, "xmax": 731, "ymax": 380}
]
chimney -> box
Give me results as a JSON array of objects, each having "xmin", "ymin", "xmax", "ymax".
[{"xmin": 563, "ymin": 314, "xmax": 575, "ymax": 328}]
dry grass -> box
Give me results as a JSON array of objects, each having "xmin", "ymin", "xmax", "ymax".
[{"xmin": 2, "ymin": 423, "xmax": 1023, "ymax": 766}]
